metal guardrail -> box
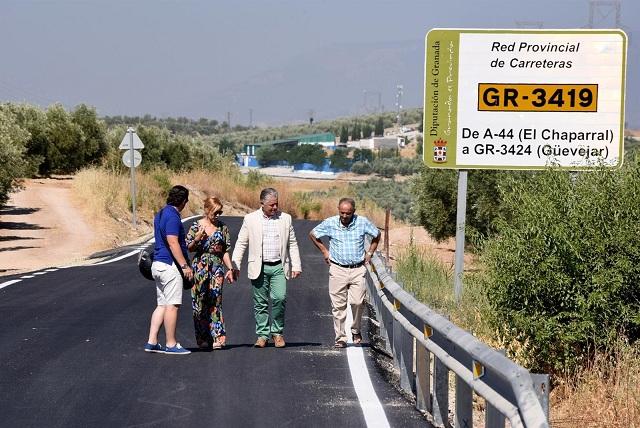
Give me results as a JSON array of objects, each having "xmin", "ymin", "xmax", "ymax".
[{"xmin": 365, "ymin": 254, "xmax": 550, "ymax": 428}]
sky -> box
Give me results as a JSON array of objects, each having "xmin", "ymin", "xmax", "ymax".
[{"xmin": 0, "ymin": 0, "xmax": 638, "ymax": 127}]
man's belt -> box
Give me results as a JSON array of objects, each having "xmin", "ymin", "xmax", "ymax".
[
  {"xmin": 330, "ymin": 260, "xmax": 365, "ymax": 269},
  {"xmin": 263, "ymin": 260, "xmax": 281, "ymax": 266}
]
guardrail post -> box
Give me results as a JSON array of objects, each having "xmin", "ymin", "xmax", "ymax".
[
  {"xmin": 485, "ymin": 403, "xmax": 506, "ymax": 428},
  {"xmin": 415, "ymin": 344, "xmax": 431, "ymax": 413},
  {"xmin": 485, "ymin": 349, "xmax": 506, "ymax": 428},
  {"xmin": 392, "ymin": 301, "xmax": 402, "ymax": 370},
  {"xmin": 399, "ymin": 316, "xmax": 414, "ymax": 395},
  {"xmin": 455, "ymin": 375, "xmax": 473, "ymax": 428},
  {"xmin": 432, "ymin": 356, "xmax": 450, "ymax": 427},
  {"xmin": 531, "ymin": 373, "xmax": 550, "ymax": 421},
  {"xmin": 365, "ymin": 276, "xmax": 380, "ymax": 326},
  {"xmin": 381, "ymin": 295, "xmax": 394, "ymax": 355}
]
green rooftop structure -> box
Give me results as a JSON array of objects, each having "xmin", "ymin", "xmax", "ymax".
[{"xmin": 242, "ymin": 132, "xmax": 336, "ymax": 157}]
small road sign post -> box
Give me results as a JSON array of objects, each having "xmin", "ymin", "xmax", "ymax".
[
  {"xmin": 423, "ymin": 29, "xmax": 627, "ymax": 301},
  {"xmin": 119, "ymin": 127, "xmax": 145, "ymax": 228}
]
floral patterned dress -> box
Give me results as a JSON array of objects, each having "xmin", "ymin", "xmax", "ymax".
[{"xmin": 186, "ymin": 220, "xmax": 231, "ymax": 347}]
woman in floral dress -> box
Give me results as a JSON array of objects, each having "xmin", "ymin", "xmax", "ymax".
[{"xmin": 186, "ymin": 196, "xmax": 235, "ymax": 350}]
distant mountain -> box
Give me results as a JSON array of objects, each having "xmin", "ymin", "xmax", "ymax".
[{"xmin": 208, "ymin": 40, "xmax": 425, "ymax": 126}]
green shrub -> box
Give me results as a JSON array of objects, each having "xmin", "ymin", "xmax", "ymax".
[
  {"xmin": 0, "ymin": 109, "xmax": 31, "ymax": 205},
  {"xmin": 482, "ymin": 162, "xmax": 640, "ymax": 374},
  {"xmin": 294, "ymin": 192, "xmax": 321, "ymax": 219},
  {"xmin": 151, "ymin": 169, "xmax": 173, "ymax": 195},
  {"xmin": 350, "ymin": 178, "xmax": 415, "ymax": 222},
  {"xmin": 243, "ymin": 169, "xmax": 272, "ymax": 189},
  {"xmin": 412, "ymin": 166, "xmax": 518, "ymax": 242},
  {"xmin": 395, "ymin": 238, "xmax": 492, "ymax": 338}
]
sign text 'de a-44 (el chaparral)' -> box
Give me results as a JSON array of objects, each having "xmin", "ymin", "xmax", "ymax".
[{"xmin": 423, "ymin": 29, "xmax": 627, "ymax": 170}]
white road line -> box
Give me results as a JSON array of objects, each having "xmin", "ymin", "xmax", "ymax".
[
  {"xmin": 33, "ymin": 272, "xmax": 47, "ymax": 275},
  {"xmin": 0, "ymin": 279, "xmax": 21, "ymax": 290},
  {"xmin": 45, "ymin": 268, "xmax": 59, "ymax": 272},
  {"xmin": 92, "ymin": 216, "xmax": 198, "ymax": 265},
  {"xmin": 20, "ymin": 275, "xmax": 35, "ymax": 279},
  {"xmin": 93, "ymin": 249, "xmax": 141, "ymax": 265},
  {"xmin": 346, "ymin": 306, "xmax": 391, "ymax": 428}
]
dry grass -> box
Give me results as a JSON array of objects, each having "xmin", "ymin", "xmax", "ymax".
[
  {"xmin": 551, "ymin": 341, "xmax": 640, "ymax": 427},
  {"xmin": 73, "ymin": 166, "xmax": 403, "ymax": 247}
]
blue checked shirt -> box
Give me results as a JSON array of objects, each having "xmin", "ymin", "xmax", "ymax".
[{"xmin": 311, "ymin": 215, "xmax": 380, "ymax": 265}]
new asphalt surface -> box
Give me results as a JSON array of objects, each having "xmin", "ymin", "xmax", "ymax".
[{"xmin": 0, "ymin": 217, "xmax": 428, "ymax": 427}]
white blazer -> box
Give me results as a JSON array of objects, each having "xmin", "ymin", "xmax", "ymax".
[{"xmin": 231, "ymin": 209, "xmax": 302, "ymax": 280}]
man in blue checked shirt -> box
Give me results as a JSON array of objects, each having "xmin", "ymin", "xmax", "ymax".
[{"xmin": 309, "ymin": 197, "xmax": 380, "ymax": 348}]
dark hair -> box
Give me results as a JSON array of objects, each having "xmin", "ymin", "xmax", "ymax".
[
  {"xmin": 167, "ymin": 185, "xmax": 189, "ymax": 207},
  {"xmin": 338, "ymin": 197, "xmax": 356, "ymax": 210},
  {"xmin": 259, "ymin": 187, "xmax": 278, "ymax": 202}
]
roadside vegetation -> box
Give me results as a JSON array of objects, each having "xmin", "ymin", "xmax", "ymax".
[{"xmin": 397, "ymin": 153, "xmax": 640, "ymax": 426}]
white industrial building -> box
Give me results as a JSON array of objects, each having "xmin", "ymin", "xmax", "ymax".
[{"xmin": 346, "ymin": 136, "xmax": 405, "ymax": 150}]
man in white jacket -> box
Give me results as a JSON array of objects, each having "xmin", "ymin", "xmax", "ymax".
[{"xmin": 232, "ymin": 188, "xmax": 302, "ymax": 348}]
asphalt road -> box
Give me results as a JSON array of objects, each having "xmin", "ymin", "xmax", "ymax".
[{"xmin": 0, "ymin": 217, "xmax": 427, "ymax": 427}]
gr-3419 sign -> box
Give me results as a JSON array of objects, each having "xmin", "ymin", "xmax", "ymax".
[
  {"xmin": 423, "ymin": 29, "xmax": 626, "ymax": 170},
  {"xmin": 478, "ymin": 83, "xmax": 598, "ymax": 112}
]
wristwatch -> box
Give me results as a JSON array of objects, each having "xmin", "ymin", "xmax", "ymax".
[
  {"xmin": 366, "ymin": 251, "xmax": 373, "ymax": 257},
  {"xmin": 180, "ymin": 263, "xmax": 189, "ymax": 269}
]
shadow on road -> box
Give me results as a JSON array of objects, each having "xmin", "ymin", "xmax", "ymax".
[
  {"xmin": 0, "ymin": 222, "xmax": 49, "ymax": 231},
  {"xmin": 187, "ymin": 342, "xmax": 324, "ymax": 352},
  {"xmin": 0, "ymin": 236, "xmax": 40, "ymax": 242},
  {"xmin": 0, "ymin": 245, "xmax": 40, "ymax": 252},
  {"xmin": 0, "ymin": 206, "xmax": 41, "ymax": 216}
]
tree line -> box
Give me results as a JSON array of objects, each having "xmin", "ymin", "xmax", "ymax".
[
  {"xmin": 103, "ymin": 114, "xmax": 251, "ymax": 136},
  {"xmin": 0, "ymin": 102, "xmax": 424, "ymax": 206},
  {"xmin": 254, "ymin": 144, "xmax": 421, "ymax": 176},
  {"xmin": 0, "ymin": 103, "xmax": 231, "ymax": 206}
]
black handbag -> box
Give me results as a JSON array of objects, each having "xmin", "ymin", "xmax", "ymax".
[{"xmin": 138, "ymin": 249, "xmax": 154, "ymax": 280}]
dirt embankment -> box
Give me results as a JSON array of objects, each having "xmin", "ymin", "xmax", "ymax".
[{"xmin": 0, "ymin": 178, "xmax": 98, "ymax": 276}]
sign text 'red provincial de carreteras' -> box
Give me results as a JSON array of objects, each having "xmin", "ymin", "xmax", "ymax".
[{"xmin": 423, "ymin": 29, "xmax": 627, "ymax": 170}]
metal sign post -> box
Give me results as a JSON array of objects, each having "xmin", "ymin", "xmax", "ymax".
[
  {"xmin": 454, "ymin": 170, "xmax": 467, "ymax": 301},
  {"xmin": 119, "ymin": 127, "xmax": 145, "ymax": 228},
  {"xmin": 129, "ymin": 130, "xmax": 137, "ymax": 227}
]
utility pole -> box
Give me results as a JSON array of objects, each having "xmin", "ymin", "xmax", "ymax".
[
  {"xmin": 395, "ymin": 85, "xmax": 403, "ymax": 130},
  {"xmin": 588, "ymin": 0, "xmax": 621, "ymax": 28},
  {"xmin": 226, "ymin": 111, "xmax": 231, "ymax": 129},
  {"xmin": 249, "ymin": 109, "xmax": 253, "ymax": 128}
]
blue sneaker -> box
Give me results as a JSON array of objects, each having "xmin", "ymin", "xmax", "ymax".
[
  {"xmin": 163, "ymin": 343, "xmax": 191, "ymax": 355},
  {"xmin": 144, "ymin": 343, "xmax": 164, "ymax": 353}
]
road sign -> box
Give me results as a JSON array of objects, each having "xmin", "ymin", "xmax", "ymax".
[
  {"xmin": 119, "ymin": 127, "xmax": 145, "ymax": 150},
  {"xmin": 423, "ymin": 29, "xmax": 627, "ymax": 170},
  {"xmin": 122, "ymin": 150, "xmax": 142, "ymax": 168}
]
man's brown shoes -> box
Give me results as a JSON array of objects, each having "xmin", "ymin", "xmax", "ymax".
[
  {"xmin": 273, "ymin": 335, "xmax": 286, "ymax": 348},
  {"xmin": 254, "ymin": 337, "xmax": 268, "ymax": 348},
  {"xmin": 352, "ymin": 333, "xmax": 363, "ymax": 345}
]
